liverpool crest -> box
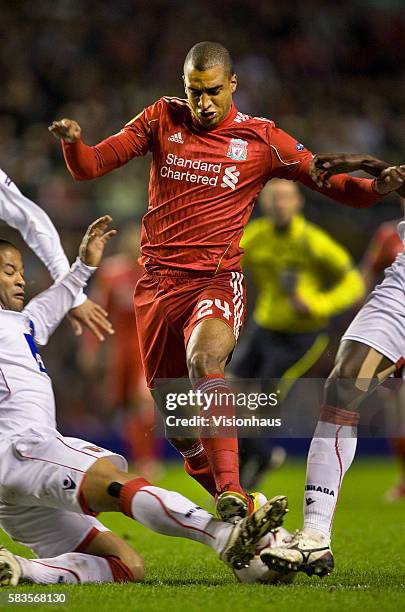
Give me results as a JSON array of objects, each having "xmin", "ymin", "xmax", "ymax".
[{"xmin": 227, "ymin": 138, "xmax": 248, "ymax": 161}]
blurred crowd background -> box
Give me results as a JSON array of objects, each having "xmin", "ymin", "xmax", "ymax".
[{"xmin": 0, "ymin": 0, "xmax": 404, "ymax": 458}]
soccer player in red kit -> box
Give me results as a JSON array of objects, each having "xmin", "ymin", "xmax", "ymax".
[{"xmin": 49, "ymin": 42, "xmax": 403, "ymax": 521}]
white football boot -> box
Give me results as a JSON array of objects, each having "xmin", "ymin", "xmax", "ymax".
[
  {"xmin": 220, "ymin": 495, "xmax": 288, "ymax": 569},
  {"xmin": 0, "ymin": 547, "xmax": 21, "ymax": 587},
  {"xmin": 260, "ymin": 529, "xmax": 334, "ymax": 578}
]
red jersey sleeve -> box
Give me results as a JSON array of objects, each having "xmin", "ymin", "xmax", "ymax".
[
  {"xmin": 62, "ymin": 99, "xmax": 163, "ymax": 180},
  {"xmin": 268, "ymin": 125, "xmax": 382, "ymax": 209}
]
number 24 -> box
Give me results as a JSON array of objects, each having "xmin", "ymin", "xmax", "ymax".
[{"xmin": 196, "ymin": 299, "xmax": 231, "ymax": 320}]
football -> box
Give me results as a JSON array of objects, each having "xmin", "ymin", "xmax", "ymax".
[{"xmin": 233, "ymin": 527, "xmax": 295, "ymax": 584}]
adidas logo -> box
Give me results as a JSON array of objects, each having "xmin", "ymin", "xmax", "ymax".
[{"xmin": 168, "ymin": 132, "xmax": 184, "ymax": 144}]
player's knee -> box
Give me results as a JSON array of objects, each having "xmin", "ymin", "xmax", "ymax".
[
  {"xmin": 87, "ymin": 457, "xmax": 125, "ymax": 483},
  {"xmin": 334, "ymin": 359, "xmax": 358, "ymax": 380},
  {"xmin": 187, "ymin": 349, "xmax": 221, "ymax": 378},
  {"xmin": 324, "ymin": 357, "xmax": 362, "ymax": 407}
]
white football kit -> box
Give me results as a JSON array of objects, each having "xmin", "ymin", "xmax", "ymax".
[
  {"xmin": 0, "ymin": 258, "xmax": 126, "ymax": 558},
  {"xmin": 342, "ymin": 219, "xmax": 405, "ymax": 367},
  {"xmin": 0, "ymin": 168, "xmax": 85, "ymax": 308}
]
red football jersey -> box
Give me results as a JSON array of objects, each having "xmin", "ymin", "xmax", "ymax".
[{"xmin": 63, "ymin": 97, "xmax": 380, "ymax": 273}]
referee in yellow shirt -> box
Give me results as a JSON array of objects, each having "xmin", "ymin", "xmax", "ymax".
[{"xmin": 231, "ymin": 178, "xmax": 365, "ymax": 488}]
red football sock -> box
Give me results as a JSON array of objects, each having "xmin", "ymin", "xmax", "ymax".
[
  {"xmin": 182, "ymin": 441, "xmax": 217, "ymax": 497},
  {"xmin": 196, "ymin": 374, "xmax": 244, "ymax": 496}
]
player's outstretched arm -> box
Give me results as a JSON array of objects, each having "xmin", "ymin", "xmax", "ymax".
[
  {"xmin": 0, "ymin": 170, "xmax": 114, "ymax": 341},
  {"xmin": 310, "ymin": 153, "xmax": 405, "ymax": 197},
  {"xmin": 23, "ymin": 216, "xmax": 117, "ymax": 345},
  {"xmin": 68, "ymin": 216, "xmax": 117, "ymax": 340},
  {"xmin": 49, "ymin": 108, "xmax": 151, "ymax": 180},
  {"xmin": 79, "ymin": 215, "xmax": 117, "ymax": 267}
]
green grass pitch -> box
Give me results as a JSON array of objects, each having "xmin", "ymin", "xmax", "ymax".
[{"xmin": 1, "ymin": 458, "xmax": 405, "ymax": 611}]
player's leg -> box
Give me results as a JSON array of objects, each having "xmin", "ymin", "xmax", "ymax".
[
  {"xmin": 0, "ymin": 507, "xmax": 141, "ymax": 586},
  {"xmin": 134, "ymin": 273, "xmax": 217, "ymax": 497},
  {"xmin": 186, "ymin": 316, "xmax": 251, "ymax": 517},
  {"xmin": 82, "ymin": 457, "xmax": 288, "ymax": 569},
  {"xmin": 0, "ymin": 434, "xmax": 287, "ymax": 575},
  {"xmin": 261, "ymin": 339, "xmax": 398, "ymax": 576},
  {"xmin": 261, "ymin": 252, "xmax": 405, "ymax": 576}
]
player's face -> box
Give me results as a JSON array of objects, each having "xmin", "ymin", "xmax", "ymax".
[
  {"xmin": 183, "ymin": 64, "xmax": 237, "ymax": 129},
  {"xmin": 260, "ymin": 180, "xmax": 303, "ymax": 228},
  {"xmin": 0, "ymin": 247, "xmax": 25, "ymax": 312}
]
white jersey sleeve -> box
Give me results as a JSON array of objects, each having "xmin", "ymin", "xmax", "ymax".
[
  {"xmin": 23, "ymin": 258, "xmax": 96, "ymax": 345},
  {"xmin": 0, "ymin": 169, "xmax": 86, "ymax": 308}
]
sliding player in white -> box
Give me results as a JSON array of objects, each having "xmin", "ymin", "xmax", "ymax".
[
  {"xmin": 0, "ymin": 169, "xmax": 112, "ymax": 340},
  {"xmin": 0, "ymin": 215, "xmax": 287, "ymax": 586}
]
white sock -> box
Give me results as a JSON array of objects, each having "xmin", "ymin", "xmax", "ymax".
[
  {"xmin": 131, "ymin": 485, "xmax": 232, "ymax": 553},
  {"xmin": 16, "ymin": 553, "xmax": 114, "ymax": 584},
  {"xmin": 303, "ymin": 416, "xmax": 358, "ymax": 541}
]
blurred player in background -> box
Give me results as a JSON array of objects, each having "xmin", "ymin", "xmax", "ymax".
[
  {"xmin": 80, "ymin": 223, "xmax": 161, "ymax": 478},
  {"xmin": 232, "ymin": 179, "xmax": 364, "ymax": 489},
  {"xmin": 0, "ymin": 215, "xmax": 288, "ymax": 586},
  {"xmin": 361, "ymin": 199, "xmax": 405, "ymax": 501},
  {"xmin": 0, "ymin": 168, "xmax": 113, "ymax": 341},
  {"xmin": 260, "ymin": 154, "xmax": 405, "ymax": 578},
  {"xmin": 50, "ymin": 41, "xmax": 402, "ymax": 521},
  {"xmin": 361, "ymin": 210, "xmax": 404, "ymax": 293}
]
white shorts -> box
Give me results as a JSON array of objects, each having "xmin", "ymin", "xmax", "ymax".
[
  {"xmin": 343, "ymin": 251, "xmax": 405, "ymax": 365},
  {"xmin": 0, "ymin": 429, "xmax": 127, "ymax": 557}
]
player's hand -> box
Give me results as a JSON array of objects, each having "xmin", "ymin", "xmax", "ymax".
[
  {"xmin": 375, "ymin": 165, "xmax": 405, "ymax": 195},
  {"xmin": 68, "ymin": 298, "xmax": 114, "ymax": 341},
  {"xmin": 79, "ymin": 215, "xmax": 117, "ymax": 267},
  {"xmin": 309, "ymin": 154, "xmax": 370, "ymax": 188},
  {"xmin": 48, "ymin": 118, "xmax": 82, "ymax": 143},
  {"xmin": 309, "ymin": 153, "xmax": 393, "ymax": 188}
]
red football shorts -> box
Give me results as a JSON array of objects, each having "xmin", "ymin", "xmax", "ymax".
[{"xmin": 134, "ymin": 270, "xmax": 245, "ymax": 388}]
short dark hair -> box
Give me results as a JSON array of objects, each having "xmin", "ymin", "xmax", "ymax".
[
  {"xmin": 0, "ymin": 238, "xmax": 17, "ymax": 252},
  {"xmin": 184, "ymin": 41, "xmax": 233, "ymax": 76}
]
